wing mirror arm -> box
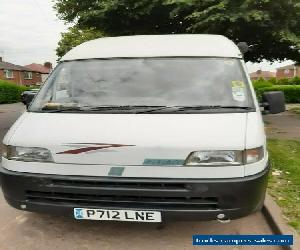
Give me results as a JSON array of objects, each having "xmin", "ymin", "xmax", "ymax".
[
  {"xmin": 259, "ymin": 102, "xmax": 270, "ymax": 115},
  {"xmin": 259, "ymin": 102, "xmax": 269, "ymax": 108}
]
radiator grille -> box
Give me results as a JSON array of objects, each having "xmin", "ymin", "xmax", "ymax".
[{"xmin": 25, "ymin": 179, "xmax": 219, "ymax": 210}]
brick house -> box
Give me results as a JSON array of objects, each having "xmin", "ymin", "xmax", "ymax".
[
  {"xmin": 276, "ymin": 64, "xmax": 300, "ymax": 79},
  {"xmin": 0, "ymin": 57, "xmax": 42, "ymax": 85},
  {"xmin": 25, "ymin": 62, "xmax": 53, "ymax": 83},
  {"xmin": 249, "ymin": 70, "xmax": 276, "ymax": 80}
]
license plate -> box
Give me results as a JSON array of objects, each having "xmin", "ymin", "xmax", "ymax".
[{"xmin": 73, "ymin": 208, "xmax": 161, "ymax": 222}]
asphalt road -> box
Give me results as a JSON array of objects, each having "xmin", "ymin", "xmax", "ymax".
[{"xmin": 0, "ymin": 103, "xmax": 281, "ymax": 250}]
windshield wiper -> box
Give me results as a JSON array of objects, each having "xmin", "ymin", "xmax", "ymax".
[
  {"xmin": 41, "ymin": 106, "xmax": 88, "ymax": 113},
  {"xmin": 87, "ymin": 105, "xmax": 163, "ymax": 110},
  {"xmin": 136, "ymin": 105, "xmax": 254, "ymax": 113},
  {"xmin": 40, "ymin": 105, "xmax": 254, "ymax": 113},
  {"xmin": 177, "ymin": 105, "xmax": 254, "ymax": 111},
  {"xmin": 41, "ymin": 105, "xmax": 168, "ymax": 113},
  {"xmin": 135, "ymin": 106, "xmax": 180, "ymax": 113},
  {"xmin": 69, "ymin": 105, "xmax": 178, "ymax": 113}
]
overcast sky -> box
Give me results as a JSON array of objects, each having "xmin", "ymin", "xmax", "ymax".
[
  {"xmin": 0, "ymin": 0, "xmax": 294, "ymax": 71},
  {"xmin": 0, "ymin": 0, "xmax": 67, "ymax": 66}
]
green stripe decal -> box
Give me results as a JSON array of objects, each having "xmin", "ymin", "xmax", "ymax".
[{"xmin": 143, "ymin": 159, "xmax": 185, "ymax": 166}]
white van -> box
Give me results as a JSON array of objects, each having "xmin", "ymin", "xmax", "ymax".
[{"xmin": 1, "ymin": 35, "xmax": 285, "ymax": 223}]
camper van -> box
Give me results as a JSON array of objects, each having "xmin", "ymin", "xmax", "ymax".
[{"xmin": 0, "ymin": 35, "xmax": 285, "ymax": 223}]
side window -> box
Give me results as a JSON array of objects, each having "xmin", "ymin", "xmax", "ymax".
[
  {"xmin": 24, "ymin": 71, "xmax": 33, "ymax": 79},
  {"xmin": 4, "ymin": 70, "xmax": 14, "ymax": 79}
]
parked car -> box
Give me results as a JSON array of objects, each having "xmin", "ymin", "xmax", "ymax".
[
  {"xmin": 1, "ymin": 35, "xmax": 285, "ymax": 223},
  {"xmin": 21, "ymin": 89, "xmax": 39, "ymax": 106}
]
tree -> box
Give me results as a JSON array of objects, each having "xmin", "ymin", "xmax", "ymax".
[
  {"xmin": 56, "ymin": 26, "xmax": 103, "ymax": 59},
  {"xmin": 185, "ymin": 0, "xmax": 300, "ymax": 62},
  {"xmin": 54, "ymin": 0, "xmax": 300, "ymax": 62}
]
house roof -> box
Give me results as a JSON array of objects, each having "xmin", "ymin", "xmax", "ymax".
[
  {"xmin": 61, "ymin": 34, "xmax": 243, "ymax": 61},
  {"xmin": 24, "ymin": 63, "xmax": 51, "ymax": 74},
  {"xmin": 277, "ymin": 64, "xmax": 296, "ymax": 70},
  {"xmin": 0, "ymin": 61, "xmax": 32, "ymax": 71},
  {"xmin": 249, "ymin": 70, "xmax": 276, "ymax": 78}
]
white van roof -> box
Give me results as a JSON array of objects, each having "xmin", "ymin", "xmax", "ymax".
[{"xmin": 61, "ymin": 34, "xmax": 242, "ymax": 61}]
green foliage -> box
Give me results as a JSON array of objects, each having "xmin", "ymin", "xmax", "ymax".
[
  {"xmin": 273, "ymin": 76, "xmax": 300, "ymax": 85},
  {"xmin": 276, "ymin": 78, "xmax": 290, "ymax": 85},
  {"xmin": 290, "ymin": 76, "xmax": 300, "ymax": 85},
  {"xmin": 252, "ymin": 77, "xmax": 300, "ymax": 102},
  {"xmin": 256, "ymin": 85, "xmax": 300, "ymax": 103},
  {"xmin": 185, "ymin": 0, "xmax": 300, "ymax": 62},
  {"xmin": 56, "ymin": 26, "xmax": 104, "ymax": 59},
  {"xmin": 267, "ymin": 139, "xmax": 300, "ymax": 233},
  {"xmin": 0, "ymin": 80, "xmax": 28, "ymax": 104},
  {"xmin": 252, "ymin": 78, "xmax": 273, "ymax": 91},
  {"xmin": 53, "ymin": 0, "xmax": 300, "ymax": 62},
  {"xmin": 268, "ymin": 77, "xmax": 277, "ymax": 85}
]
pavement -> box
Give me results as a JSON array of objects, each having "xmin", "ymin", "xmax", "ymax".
[
  {"xmin": 264, "ymin": 110, "xmax": 300, "ymax": 140},
  {"xmin": 0, "ymin": 103, "xmax": 283, "ymax": 250}
]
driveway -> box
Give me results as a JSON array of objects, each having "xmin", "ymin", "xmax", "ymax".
[
  {"xmin": 264, "ymin": 111, "xmax": 300, "ymax": 140},
  {"xmin": 0, "ymin": 103, "xmax": 280, "ymax": 250}
]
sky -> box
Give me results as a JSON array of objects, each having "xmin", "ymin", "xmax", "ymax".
[
  {"xmin": 0, "ymin": 0, "xmax": 67, "ymax": 66},
  {"xmin": 0, "ymin": 0, "xmax": 294, "ymax": 71}
]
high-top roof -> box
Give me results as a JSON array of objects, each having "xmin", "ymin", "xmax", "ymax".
[{"xmin": 61, "ymin": 34, "xmax": 242, "ymax": 61}]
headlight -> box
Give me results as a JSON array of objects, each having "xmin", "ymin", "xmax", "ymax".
[
  {"xmin": 185, "ymin": 147, "xmax": 264, "ymax": 166},
  {"xmin": 2, "ymin": 145, "xmax": 53, "ymax": 162},
  {"xmin": 185, "ymin": 150, "xmax": 243, "ymax": 166}
]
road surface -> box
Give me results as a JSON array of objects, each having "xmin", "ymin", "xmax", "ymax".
[
  {"xmin": 264, "ymin": 110, "xmax": 300, "ymax": 140},
  {"xmin": 0, "ymin": 103, "xmax": 281, "ymax": 250}
]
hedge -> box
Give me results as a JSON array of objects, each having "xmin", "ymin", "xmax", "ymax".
[
  {"xmin": 276, "ymin": 76, "xmax": 300, "ymax": 85},
  {"xmin": 252, "ymin": 76, "xmax": 300, "ymax": 86},
  {"xmin": 252, "ymin": 79, "xmax": 273, "ymax": 91},
  {"xmin": 0, "ymin": 80, "xmax": 28, "ymax": 104},
  {"xmin": 256, "ymin": 85, "xmax": 300, "ymax": 103}
]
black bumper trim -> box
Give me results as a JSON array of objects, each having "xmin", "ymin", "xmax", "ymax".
[{"xmin": 0, "ymin": 163, "xmax": 270, "ymax": 221}]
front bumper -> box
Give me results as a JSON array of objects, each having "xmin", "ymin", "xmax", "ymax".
[{"xmin": 0, "ymin": 163, "xmax": 269, "ymax": 221}]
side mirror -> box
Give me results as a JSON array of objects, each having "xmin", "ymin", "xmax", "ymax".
[
  {"xmin": 261, "ymin": 91, "xmax": 285, "ymax": 114},
  {"xmin": 21, "ymin": 92, "xmax": 36, "ymax": 108}
]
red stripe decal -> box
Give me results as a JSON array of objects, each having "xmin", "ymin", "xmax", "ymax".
[{"xmin": 57, "ymin": 144, "xmax": 134, "ymax": 154}]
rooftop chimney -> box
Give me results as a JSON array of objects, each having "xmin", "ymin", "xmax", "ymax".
[{"xmin": 44, "ymin": 62, "xmax": 52, "ymax": 69}]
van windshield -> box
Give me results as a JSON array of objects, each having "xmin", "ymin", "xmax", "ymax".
[{"xmin": 29, "ymin": 58, "xmax": 255, "ymax": 113}]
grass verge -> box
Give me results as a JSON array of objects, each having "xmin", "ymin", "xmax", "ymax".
[
  {"xmin": 267, "ymin": 139, "xmax": 300, "ymax": 233},
  {"xmin": 290, "ymin": 107, "xmax": 300, "ymax": 116}
]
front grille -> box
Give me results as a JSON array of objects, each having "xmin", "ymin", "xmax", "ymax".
[
  {"xmin": 25, "ymin": 178, "xmax": 219, "ymax": 210},
  {"xmin": 51, "ymin": 179, "xmax": 187, "ymax": 190}
]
